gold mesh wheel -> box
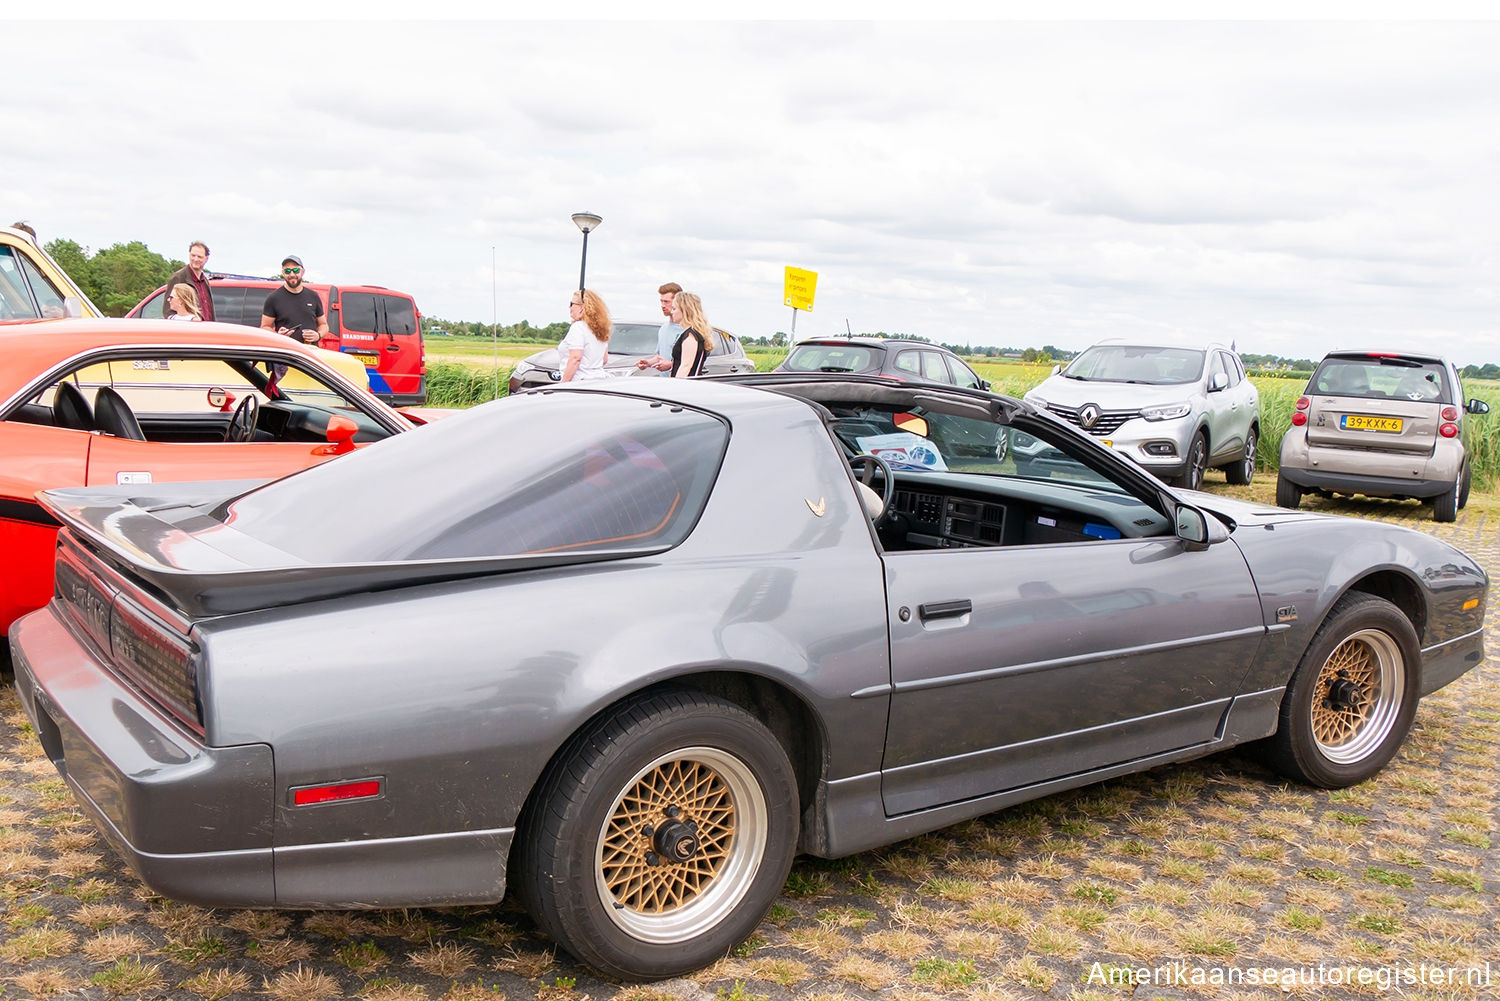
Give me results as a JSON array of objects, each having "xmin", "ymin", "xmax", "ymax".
[
  {"xmin": 595, "ymin": 746, "xmax": 768, "ymax": 943},
  {"xmin": 1310, "ymin": 628, "xmax": 1404, "ymax": 764}
]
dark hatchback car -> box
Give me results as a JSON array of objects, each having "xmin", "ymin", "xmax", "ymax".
[{"xmin": 776, "ymin": 337, "xmax": 990, "ymax": 390}]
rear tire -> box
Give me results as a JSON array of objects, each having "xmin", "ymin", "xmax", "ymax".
[
  {"xmin": 1275, "ymin": 474, "xmax": 1302, "ymax": 509},
  {"xmin": 1265, "ymin": 593, "xmax": 1419, "ymax": 788},
  {"xmin": 1225, "ymin": 427, "xmax": 1257, "ymax": 485},
  {"xmin": 514, "ymin": 691, "xmax": 799, "ymax": 981},
  {"xmin": 1433, "ymin": 478, "xmax": 1458, "ymax": 522}
]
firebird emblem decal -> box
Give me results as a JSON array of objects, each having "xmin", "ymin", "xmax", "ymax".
[{"xmin": 805, "ymin": 497, "xmax": 827, "ymax": 517}]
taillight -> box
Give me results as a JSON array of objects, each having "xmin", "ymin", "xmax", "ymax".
[
  {"xmin": 1440, "ymin": 423, "xmax": 1459, "ymax": 438},
  {"xmin": 1441, "ymin": 406, "xmax": 1458, "ymax": 421},
  {"xmin": 1295, "ymin": 397, "xmax": 1310, "ymax": 410},
  {"xmin": 1292, "ymin": 411, "xmax": 1307, "ymax": 426}
]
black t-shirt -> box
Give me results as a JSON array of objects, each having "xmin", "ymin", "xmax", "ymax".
[
  {"xmin": 262, "ymin": 285, "xmax": 324, "ymax": 337},
  {"xmin": 671, "ymin": 327, "xmax": 708, "ymax": 377}
]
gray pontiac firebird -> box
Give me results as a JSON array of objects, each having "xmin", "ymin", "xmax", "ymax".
[{"xmin": 9, "ymin": 374, "xmax": 1487, "ymax": 981}]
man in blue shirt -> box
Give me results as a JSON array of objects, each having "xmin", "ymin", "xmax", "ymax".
[{"xmin": 637, "ymin": 282, "xmax": 683, "ymax": 376}]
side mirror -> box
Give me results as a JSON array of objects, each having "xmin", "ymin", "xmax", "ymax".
[
  {"xmin": 977, "ymin": 378, "xmax": 990, "ymax": 392},
  {"xmin": 313, "ymin": 415, "xmax": 360, "ymax": 455},
  {"xmin": 1050, "ymin": 364, "xmax": 1062, "ymax": 376},
  {"xmin": 1175, "ymin": 505, "xmax": 1209, "ymax": 550},
  {"xmin": 1467, "ymin": 399, "xmax": 1490, "ymax": 415},
  {"xmin": 1209, "ymin": 372, "xmax": 1229, "ymax": 392},
  {"xmin": 63, "ymin": 297, "xmax": 85, "ymax": 318}
]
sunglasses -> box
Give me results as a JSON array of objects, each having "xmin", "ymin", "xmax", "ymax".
[
  {"xmin": 568, "ymin": 299, "xmax": 582, "ymax": 307},
  {"xmin": 283, "ymin": 267, "xmax": 302, "ymax": 275}
]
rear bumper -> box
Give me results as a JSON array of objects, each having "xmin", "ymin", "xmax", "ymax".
[
  {"xmin": 9, "ymin": 605, "xmax": 278, "ymax": 906},
  {"xmin": 9, "ymin": 604, "xmax": 516, "ymax": 909},
  {"xmin": 1278, "ymin": 465, "xmax": 1451, "ymax": 500}
]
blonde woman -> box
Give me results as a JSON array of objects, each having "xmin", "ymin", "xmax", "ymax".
[
  {"xmin": 559, "ymin": 289, "xmax": 612, "ymax": 382},
  {"xmin": 167, "ymin": 283, "xmax": 203, "ymax": 320},
  {"xmin": 668, "ymin": 292, "xmax": 716, "ymax": 378}
]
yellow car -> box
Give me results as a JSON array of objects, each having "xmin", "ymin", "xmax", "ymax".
[{"xmin": 0, "ymin": 224, "xmax": 102, "ymax": 320}]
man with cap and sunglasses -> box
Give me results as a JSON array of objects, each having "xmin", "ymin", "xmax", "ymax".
[{"xmin": 260, "ymin": 254, "xmax": 328, "ymax": 344}]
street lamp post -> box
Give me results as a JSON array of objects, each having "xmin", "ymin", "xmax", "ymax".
[{"xmin": 571, "ymin": 212, "xmax": 602, "ymax": 291}]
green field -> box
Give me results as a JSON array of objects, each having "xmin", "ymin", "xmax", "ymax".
[{"xmin": 425, "ymin": 338, "xmax": 1500, "ymax": 488}]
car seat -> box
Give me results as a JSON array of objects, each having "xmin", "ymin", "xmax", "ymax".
[
  {"xmin": 53, "ymin": 381, "xmax": 94, "ymax": 430},
  {"xmin": 93, "ymin": 387, "xmax": 146, "ymax": 440},
  {"xmin": 1324, "ymin": 366, "xmax": 1370, "ymax": 396}
]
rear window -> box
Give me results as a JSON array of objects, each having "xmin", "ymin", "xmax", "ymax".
[
  {"xmin": 218, "ymin": 393, "xmax": 728, "ymax": 562},
  {"xmin": 783, "ymin": 344, "xmax": 883, "ymax": 374},
  {"xmin": 1309, "ymin": 357, "xmax": 1450, "ymax": 403}
]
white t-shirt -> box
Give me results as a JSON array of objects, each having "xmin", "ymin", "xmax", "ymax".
[
  {"xmin": 167, "ymin": 313, "xmax": 201, "ymax": 321},
  {"xmin": 560, "ymin": 320, "xmax": 609, "ymax": 379}
]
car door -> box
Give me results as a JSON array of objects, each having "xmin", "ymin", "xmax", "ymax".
[
  {"xmin": 0, "ymin": 419, "xmax": 90, "ymax": 634},
  {"xmin": 880, "ymin": 504, "xmax": 1263, "ymax": 816},
  {"xmin": 1204, "ymin": 350, "xmax": 1247, "ymax": 464}
]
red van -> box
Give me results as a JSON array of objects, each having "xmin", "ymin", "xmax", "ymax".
[{"xmin": 129, "ymin": 277, "xmax": 428, "ymax": 405}]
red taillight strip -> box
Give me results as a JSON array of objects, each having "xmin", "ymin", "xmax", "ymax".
[{"xmin": 292, "ymin": 779, "xmax": 383, "ymax": 806}]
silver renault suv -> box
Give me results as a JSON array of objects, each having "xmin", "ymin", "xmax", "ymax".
[
  {"xmin": 1276, "ymin": 350, "xmax": 1489, "ymax": 522},
  {"xmin": 1018, "ymin": 338, "xmax": 1260, "ymax": 489}
]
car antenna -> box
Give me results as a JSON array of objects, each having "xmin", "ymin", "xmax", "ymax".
[{"xmin": 845, "ymin": 319, "xmax": 852, "ymax": 335}]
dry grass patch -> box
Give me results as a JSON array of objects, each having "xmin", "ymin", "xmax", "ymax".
[
  {"xmin": 1135, "ymin": 879, "xmax": 1190, "ymax": 906},
  {"xmin": 1103, "ymin": 925, "xmax": 1165, "ymax": 960},
  {"xmin": 225, "ymin": 909, "xmax": 291, "ymax": 936},
  {"xmin": 1084, "ymin": 857, "xmax": 1142, "ymax": 882},
  {"xmin": 180, "ymin": 967, "xmax": 254, "ymax": 1001},
  {"xmin": 919, "ymin": 876, "xmax": 988, "ymax": 904},
  {"xmin": 49, "ymin": 850, "xmax": 102, "ymax": 878},
  {"xmin": 966, "ymin": 900, "xmax": 1028, "ymax": 931},
  {"xmin": 379, "ymin": 909, "xmax": 450, "ymax": 943},
  {"xmin": 1205, "ymin": 879, "xmax": 1266, "ymax": 908},
  {"xmin": 408, "ymin": 940, "xmax": 477, "ymax": 979},
  {"xmin": 91, "ymin": 956, "xmax": 166, "ymax": 996},
  {"xmin": 1015, "ymin": 855, "xmax": 1070, "ymax": 880},
  {"xmin": 831, "ymin": 954, "xmax": 901, "ymax": 989},
  {"xmin": 876, "ymin": 852, "xmax": 934, "ymax": 883},
  {"xmin": 358, "ymin": 978, "xmax": 433, "ymax": 1001},
  {"xmin": 263, "ymin": 965, "xmax": 344, "ymax": 1001},
  {"xmin": 1027, "ymin": 923, "xmax": 1082, "ymax": 957},
  {"xmin": 304, "ymin": 911, "xmax": 380, "ymax": 939},
  {"xmin": 786, "ymin": 923, "xmax": 851, "ymax": 956},
  {"xmin": 743, "ymin": 956, "xmax": 810, "ymax": 986},
  {"xmin": 492, "ymin": 945, "xmax": 556, "ymax": 979},
  {"xmin": 1256, "ymin": 932, "xmax": 1325, "ymax": 964},
  {"xmin": 0, "ymin": 924, "xmax": 74, "ymax": 961},
  {"xmin": 82, "ymin": 928, "xmax": 153, "ymax": 962},
  {"xmin": 0, "ymin": 826, "xmax": 39, "ymax": 851},
  {"xmin": 1003, "ymin": 954, "xmax": 1058, "ymax": 991},
  {"xmin": 860, "ymin": 927, "xmax": 931, "ymax": 960},
  {"xmin": 944, "ymin": 856, "xmax": 1006, "ymax": 880},
  {"xmin": 251, "ymin": 937, "xmax": 315, "ymax": 967},
  {"xmin": 989, "ymin": 875, "xmax": 1050, "ymax": 903},
  {"xmin": 888, "ymin": 899, "xmax": 958, "ymax": 933},
  {"xmin": 0, "ymin": 848, "xmax": 43, "ymax": 873},
  {"xmin": 9, "ymin": 966, "xmax": 80, "ymax": 998},
  {"xmin": 49, "ymin": 829, "xmax": 96, "ymax": 851}
]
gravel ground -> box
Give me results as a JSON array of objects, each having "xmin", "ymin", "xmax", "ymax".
[{"xmin": 2, "ymin": 495, "xmax": 1495, "ymax": 1001}]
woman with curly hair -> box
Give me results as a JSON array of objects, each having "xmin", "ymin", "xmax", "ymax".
[
  {"xmin": 559, "ymin": 289, "xmax": 612, "ymax": 382},
  {"xmin": 668, "ymin": 292, "xmax": 716, "ymax": 378}
]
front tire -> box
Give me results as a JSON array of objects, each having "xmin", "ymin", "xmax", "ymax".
[
  {"xmin": 1225, "ymin": 427, "xmax": 1257, "ymax": 485},
  {"xmin": 1265, "ymin": 593, "xmax": 1419, "ymax": 788},
  {"xmin": 1275, "ymin": 474, "xmax": 1302, "ymax": 509},
  {"xmin": 514, "ymin": 691, "xmax": 799, "ymax": 981},
  {"xmin": 1173, "ymin": 432, "xmax": 1208, "ymax": 490}
]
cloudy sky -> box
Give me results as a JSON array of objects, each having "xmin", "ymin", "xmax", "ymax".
[{"xmin": 6, "ymin": 13, "xmax": 1498, "ymax": 363}]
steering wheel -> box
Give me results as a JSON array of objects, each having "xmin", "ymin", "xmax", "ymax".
[
  {"xmin": 225, "ymin": 394, "xmax": 260, "ymax": 443},
  {"xmin": 849, "ymin": 453, "xmax": 895, "ymax": 522}
]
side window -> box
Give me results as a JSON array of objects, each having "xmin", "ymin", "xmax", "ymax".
[
  {"xmin": 0, "ymin": 246, "xmax": 39, "ymax": 318},
  {"xmin": 240, "ymin": 289, "xmax": 271, "ymax": 327},
  {"xmin": 342, "ymin": 292, "xmax": 378, "ymax": 333},
  {"xmin": 921, "ymin": 351, "xmax": 953, "ymax": 383},
  {"xmin": 211, "ymin": 288, "xmax": 245, "ymax": 326},
  {"xmin": 893, "ymin": 351, "xmax": 922, "ymax": 377},
  {"xmin": 136, "ymin": 290, "xmax": 168, "ymax": 318},
  {"xmin": 1217, "ymin": 352, "xmax": 1241, "ymax": 388},
  {"xmin": 17, "ymin": 255, "xmax": 67, "ymax": 317},
  {"xmin": 380, "ymin": 295, "xmax": 417, "ymax": 335},
  {"xmin": 1208, "ymin": 352, "xmax": 1228, "ymax": 388},
  {"xmin": 947, "ymin": 357, "xmax": 981, "ymax": 390}
]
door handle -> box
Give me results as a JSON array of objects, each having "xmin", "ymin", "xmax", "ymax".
[{"xmin": 919, "ymin": 599, "xmax": 972, "ymax": 621}]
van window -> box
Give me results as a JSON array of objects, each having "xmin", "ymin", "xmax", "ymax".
[
  {"xmin": 342, "ymin": 292, "xmax": 378, "ymax": 332},
  {"xmin": 383, "ymin": 295, "xmax": 417, "ymax": 335}
]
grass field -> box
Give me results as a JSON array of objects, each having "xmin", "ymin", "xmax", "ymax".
[{"xmin": 425, "ymin": 339, "xmax": 1500, "ymax": 488}]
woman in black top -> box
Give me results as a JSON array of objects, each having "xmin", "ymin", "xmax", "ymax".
[{"xmin": 669, "ymin": 292, "xmax": 716, "ymax": 377}]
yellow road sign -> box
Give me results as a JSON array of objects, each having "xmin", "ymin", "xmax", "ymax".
[{"xmin": 784, "ymin": 266, "xmax": 818, "ymax": 311}]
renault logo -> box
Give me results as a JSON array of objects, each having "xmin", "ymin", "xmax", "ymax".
[{"xmin": 1079, "ymin": 404, "xmax": 1101, "ymax": 430}]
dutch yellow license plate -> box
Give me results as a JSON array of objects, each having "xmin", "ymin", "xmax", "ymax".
[
  {"xmin": 1342, "ymin": 415, "xmax": 1403, "ymax": 433},
  {"xmin": 357, "ymin": 353, "xmax": 381, "ymax": 368}
]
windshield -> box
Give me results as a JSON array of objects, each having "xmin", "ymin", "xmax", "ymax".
[
  {"xmin": 607, "ymin": 323, "xmax": 661, "ymax": 355},
  {"xmin": 783, "ymin": 344, "xmax": 883, "ymax": 374},
  {"xmin": 1064, "ymin": 345, "xmax": 1206, "ymax": 385}
]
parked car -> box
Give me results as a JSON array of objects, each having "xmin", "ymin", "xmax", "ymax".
[
  {"xmin": 776, "ymin": 336, "xmax": 990, "ymax": 390},
  {"xmin": 129, "ymin": 278, "xmax": 429, "ymax": 406},
  {"xmin": 10, "ymin": 373, "xmax": 1486, "ymax": 981},
  {"xmin": 508, "ymin": 321, "xmax": 755, "ymax": 394},
  {"xmin": 1277, "ymin": 350, "xmax": 1489, "ymax": 522},
  {"xmin": 0, "ymin": 224, "xmax": 101, "ymax": 321},
  {"xmin": 1021, "ymin": 338, "xmax": 1260, "ymax": 489},
  {"xmin": 0, "ymin": 318, "xmax": 421, "ymax": 637}
]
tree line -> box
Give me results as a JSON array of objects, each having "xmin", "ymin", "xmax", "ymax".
[{"xmin": 45, "ymin": 239, "xmax": 182, "ymax": 316}]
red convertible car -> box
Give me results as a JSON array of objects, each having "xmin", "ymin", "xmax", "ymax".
[{"xmin": 0, "ymin": 319, "xmax": 421, "ymax": 636}]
